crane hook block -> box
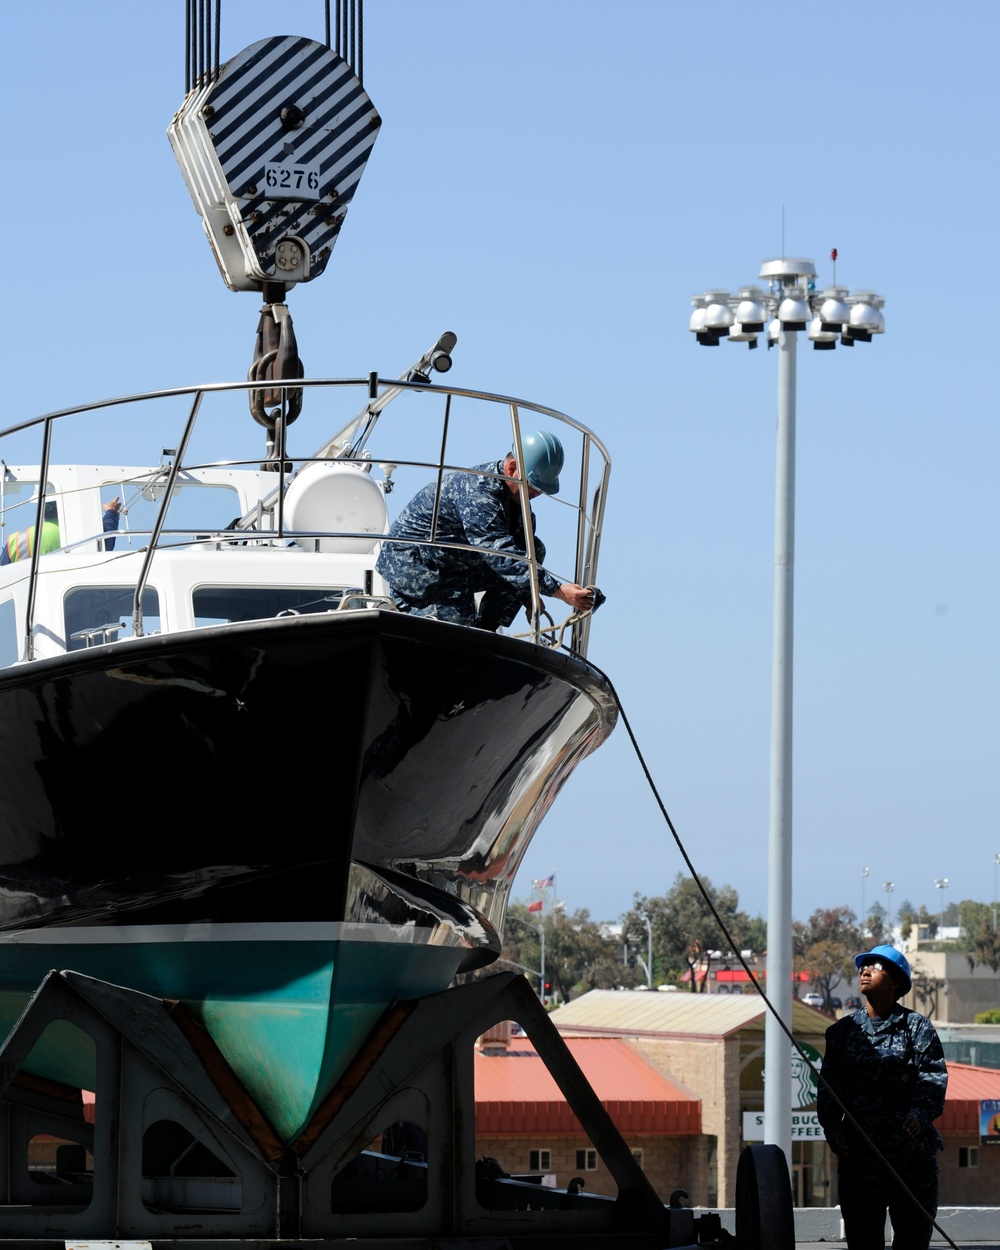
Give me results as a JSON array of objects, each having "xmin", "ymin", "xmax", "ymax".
[{"xmin": 168, "ymin": 37, "xmax": 381, "ymax": 293}]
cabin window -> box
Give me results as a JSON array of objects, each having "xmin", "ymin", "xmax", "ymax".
[
  {"xmin": 0, "ymin": 480, "xmax": 59, "ymax": 550},
  {"xmin": 575, "ymin": 1149, "xmax": 598, "ymax": 1171},
  {"xmin": 0, "ymin": 598, "xmax": 17, "ymax": 667},
  {"xmin": 958, "ymin": 1146, "xmax": 979, "ymax": 1168},
  {"xmin": 100, "ymin": 481, "xmax": 240, "ymax": 549},
  {"xmin": 64, "ymin": 586, "xmax": 161, "ymax": 650},
  {"xmin": 528, "ymin": 1150, "xmax": 550, "ymax": 1171},
  {"xmin": 192, "ymin": 586, "xmax": 346, "ymax": 627}
]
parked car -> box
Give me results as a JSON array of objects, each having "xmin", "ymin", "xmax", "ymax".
[
  {"xmin": 802, "ymin": 992, "xmax": 824, "ymax": 1008},
  {"xmin": 829, "ymin": 996, "xmax": 843, "ymax": 1010},
  {"xmin": 845, "ymin": 995, "xmax": 862, "ymax": 1009}
]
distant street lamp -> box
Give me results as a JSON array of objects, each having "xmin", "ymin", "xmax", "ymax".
[
  {"xmin": 994, "ymin": 854, "xmax": 1000, "ymax": 932},
  {"xmin": 506, "ymin": 912, "xmax": 546, "ymax": 1002},
  {"xmin": 934, "ymin": 877, "xmax": 949, "ymax": 937},
  {"xmin": 639, "ymin": 910, "xmax": 654, "ymax": 990},
  {"xmin": 883, "ymin": 882, "xmax": 895, "ymax": 934},
  {"xmin": 689, "ymin": 254, "xmax": 885, "ymax": 1169},
  {"xmin": 861, "ymin": 867, "xmax": 870, "ymax": 936}
]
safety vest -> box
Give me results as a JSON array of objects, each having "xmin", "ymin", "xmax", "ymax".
[{"xmin": 4, "ymin": 521, "xmax": 60, "ymax": 563}]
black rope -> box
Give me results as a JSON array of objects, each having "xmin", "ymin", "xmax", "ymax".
[
  {"xmin": 586, "ymin": 658, "xmax": 961, "ymax": 1250},
  {"xmin": 213, "ymin": 0, "xmax": 221, "ymax": 80},
  {"xmin": 325, "ymin": 0, "xmax": 331, "ymax": 48}
]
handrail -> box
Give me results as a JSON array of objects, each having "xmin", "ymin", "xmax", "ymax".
[
  {"xmin": 0, "ymin": 374, "xmax": 610, "ymax": 661},
  {"xmin": 132, "ymin": 389, "xmax": 203, "ymax": 637},
  {"xmin": 22, "ymin": 417, "xmax": 54, "ymax": 662}
]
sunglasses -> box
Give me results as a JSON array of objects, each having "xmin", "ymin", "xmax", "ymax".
[{"xmin": 859, "ymin": 960, "xmax": 886, "ymax": 972}]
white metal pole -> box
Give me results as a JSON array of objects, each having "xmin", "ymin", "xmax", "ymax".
[
  {"xmin": 994, "ymin": 854, "xmax": 999, "ymax": 932},
  {"xmin": 764, "ymin": 325, "xmax": 796, "ymax": 1167}
]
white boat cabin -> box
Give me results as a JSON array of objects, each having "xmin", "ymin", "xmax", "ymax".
[{"xmin": 0, "ymin": 460, "xmax": 392, "ymax": 666}]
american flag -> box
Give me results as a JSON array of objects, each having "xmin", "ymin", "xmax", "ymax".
[{"xmin": 534, "ymin": 874, "xmax": 556, "ymax": 889}]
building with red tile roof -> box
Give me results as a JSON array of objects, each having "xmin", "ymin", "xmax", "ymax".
[
  {"xmin": 474, "ymin": 1030, "xmax": 703, "ymax": 1201},
  {"xmin": 935, "ymin": 1063, "xmax": 1000, "ymax": 1205}
]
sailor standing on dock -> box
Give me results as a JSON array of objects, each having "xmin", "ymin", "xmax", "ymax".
[
  {"xmin": 375, "ymin": 430, "xmax": 595, "ymax": 630},
  {"xmin": 817, "ymin": 944, "xmax": 947, "ymax": 1250}
]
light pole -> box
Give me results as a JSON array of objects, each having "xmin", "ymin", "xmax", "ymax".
[
  {"xmin": 883, "ymin": 881, "xmax": 895, "ymax": 935},
  {"xmin": 506, "ymin": 912, "xmax": 546, "ymax": 1001},
  {"xmin": 934, "ymin": 877, "xmax": 949, "ymax": 938},
  {"xmin": 638, "ymin": 910, "xmax": 654, "ymax": 990},
  {"xmin": 690, "ymin": 256, "xmax": 885, "ymax": 1167},
  {"xmin": 994, "ymin": 854, "xmax": 1000, "ymax": 932},
  {"xmin": 861, "ymin": 867, "xmax": 870, "ymax": 937}
]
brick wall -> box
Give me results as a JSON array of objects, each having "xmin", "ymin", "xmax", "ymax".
[
  {"xmin": 938, "ymin": 1136, "xmax": 1000, "ymax": 1204},
  {"xmin": 475, "ymin": 1132, "xmax": 702, "ymax": 1202},
  {"xmin": 628, "ymin": 1035, "xmax": 741, "ymax": 1205}
]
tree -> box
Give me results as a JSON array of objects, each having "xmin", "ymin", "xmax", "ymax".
[
  {"xmin": 900, "ymin": 903, "xmax": 938, "ymax": 942},
  {"xmin": 497, "ymin": 902, "xmax": 638, "ymax": 1002},
  {"xmin": 624, "ymin": 874, "xmax": 751, "ymax": 993},
  {"xmin": 896, "ymin": 897, "xmax": 915, "ymax": 921},
  {"xmin": 794, "ymin": 906, "xmax": 864, "ymax": 1009},
  {"xmin": 866, "ymin": 902, "xmax": 887, "ymax": 945},
  {"xmin": 911, "ymin": 966, "xmax": 944, "ymax": 1018},
  {"xmin": 958, "ymin": 900, "xmax": 1000, "ymax": 974}
]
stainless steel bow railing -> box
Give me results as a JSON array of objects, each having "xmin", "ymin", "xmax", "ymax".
[{"xmin": 0, "ymin": 375, "xmax": 611, "ymax": 660}]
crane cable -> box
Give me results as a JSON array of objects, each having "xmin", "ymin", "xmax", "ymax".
[
  {"xmin": 586, "ymin": 658, "xmax": 961, "ymax": 1250},
  {"xmin": 185, "ymin": 0, "xmax": 221, "ymax": 92},
  {"xmin": 326, "ymin": 0, "xmax": 364, "ymax": 83},
  {"xmin": 186, "ymin": 3, "xmax": 364, "ymax": 91}
]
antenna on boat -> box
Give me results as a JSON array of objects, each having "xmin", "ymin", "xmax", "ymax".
[
  {"xmin": 230, "ymin": 330, "xmax": 458, "ymax": 532},
  {"xmin": 168, "ymin": 22, "xmax": 381, "ymax": 464}
]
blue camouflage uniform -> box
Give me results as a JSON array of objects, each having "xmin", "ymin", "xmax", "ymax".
[
  {"xmin": 817, "ymin": 1005, "xmax": 947, "ymax": 1250},
  {"xmin": 375, "ymin": 461, "xmax": 561, "ymax": 628}
]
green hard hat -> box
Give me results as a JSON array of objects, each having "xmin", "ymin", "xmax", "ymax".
[{"xmin": 517, "ymin": 430, "xmax": 564, "ymax": 496}]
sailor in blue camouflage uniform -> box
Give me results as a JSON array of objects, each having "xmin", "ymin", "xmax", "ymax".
[
  {"xmin": 817, "ymin": 944, "xmax": 947, "ymax": 1250},
  {"xmin": 375, "ymin": 430, "xmax": 595, "ymax": 629}
]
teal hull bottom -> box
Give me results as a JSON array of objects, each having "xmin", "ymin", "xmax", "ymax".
[{"xmin": 0, "ymin": 925, "xmax": 468, "ymax": 1141}]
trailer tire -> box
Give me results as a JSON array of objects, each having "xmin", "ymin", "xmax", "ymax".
[{"xmin": 735, "ymin": 1143, "xmax": 794, "ymax": 1250}]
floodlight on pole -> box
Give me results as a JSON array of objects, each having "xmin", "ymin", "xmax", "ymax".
[
  {"xmin": 934, "ymin": 877, "xmax": 949, "ymax": 937},
  {"xmin": 688, "ymin": 252, "xmax": 885, "ymax": 1173},
  {"xmin": 884, "ymin": 881, "xmax": 895, "ymax": 933}
]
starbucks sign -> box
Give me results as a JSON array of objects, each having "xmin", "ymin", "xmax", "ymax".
[
  {"xmin": 743, "ymin": 1042, "xmax": 826, "ymax": 1141},
  {"xmin": 791, "ymin": 1042, "xmax": 822, "ymax": 1109}
]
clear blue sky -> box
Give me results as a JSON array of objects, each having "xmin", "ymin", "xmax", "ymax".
[{"xmin": 4, "ymin": 2, "xmax": 997, "ymax": 928}]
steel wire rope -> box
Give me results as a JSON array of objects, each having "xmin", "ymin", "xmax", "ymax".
[
  {"xmin": 583, "ymin": 658, "xmax": 961, "ymax": 1250},
  {"xmin": 357, "ymin": 0, "xmax": 363, "ymax": 86}
]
